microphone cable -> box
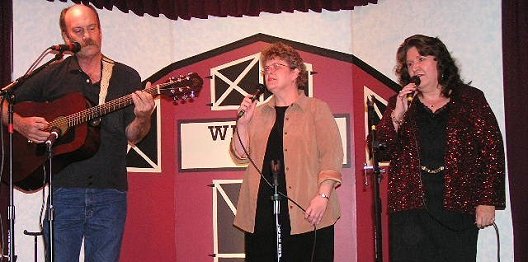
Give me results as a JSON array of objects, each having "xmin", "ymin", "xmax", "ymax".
[
  {"xmin": 492, "ymin": 222, "xmax": 501, "ymax": 262},
  {"xmin": 234, "ymin": 122, "xmax": 319, "ymax": 262}
]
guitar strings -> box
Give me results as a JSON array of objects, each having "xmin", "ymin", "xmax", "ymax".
[{"xmin": 48, "ymin": 74, "xmax": 195, "ymax": 130}]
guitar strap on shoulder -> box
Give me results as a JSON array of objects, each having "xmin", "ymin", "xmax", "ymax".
[{"xmin": 99, "ymin": 55, "xmax": 115, "ymax": 105}]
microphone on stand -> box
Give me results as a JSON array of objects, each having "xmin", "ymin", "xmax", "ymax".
[
  {"xmin": 270, "ymin": 160, "xmax": 283, "ymax": 261},
  {"xmin": 237, "ymin": 84, "xmax": 266, "ymax": 119},
  {"xmin": 49, "ymin": 42, "xmax": 81, "ymax": 53},
  {"xmin": 367, "ymin": 96, "xmax": 376, "ymax": 132},
  {"xmin": 45, "ymin": 126, "xmax": 62, "ymax": 147},
  {"xmin": 406, "ymin": 76, "xmax": 421, "ymax": 104}
]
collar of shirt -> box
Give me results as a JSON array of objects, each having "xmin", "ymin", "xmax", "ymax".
[{"xmin": 263, "ymin": 90, "xmax": 309, "ymax": 113}]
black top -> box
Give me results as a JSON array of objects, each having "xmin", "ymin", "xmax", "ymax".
[
  {"xmin": 416, "ymin": 99, "xmax": 474, "ymax": 230},
  {"xmin": 14, "ymin": 55, "xmax": 141, "ymax": 191},
  {"xmin": 416, "ymin": 99, "xmax": 449, "ymax": 170},
  {"xmin": 416, "ymin": 98, "xmax": 449, "ymax": 211},
  {"xmin": 254, "ymin": 106, "xmax": 291, "ymax": 235}
]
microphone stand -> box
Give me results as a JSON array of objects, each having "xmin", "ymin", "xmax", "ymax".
[
  {"xmin": 271, "ymin": 160, "xmax": 282, "ymax": 262},
  {"xmin": 366, "ymin": 96, "xmax": 384, "ymax": 262},
  {"xmin": 1, "ymin": 49, "xmax": 64, "ymax": 262},
  {"xmin": 45, "ymin": 141, "xmax": 56, "ymax": 262}
]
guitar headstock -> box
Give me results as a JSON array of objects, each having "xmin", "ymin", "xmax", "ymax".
[{"xmin": 158, "ymin": 72, "xmax": 203, "ymax": 102}]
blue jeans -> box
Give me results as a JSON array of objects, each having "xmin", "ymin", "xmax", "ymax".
[{"xmin": 43, "ymin": 188, "xmax": 127, "ymax": 262}]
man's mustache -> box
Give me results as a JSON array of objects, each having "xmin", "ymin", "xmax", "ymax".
[{"xmin": 82, "ymin": 38, "xmax": 98, "ymax": 47}]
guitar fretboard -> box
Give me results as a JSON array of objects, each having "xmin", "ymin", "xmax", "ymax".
[
  {"xmin": 46, "ymin": 72, "xmax": 201, "ymax": 133},
  {"xmin": 51, "ymin": 86, "xmax": 158, "ymax": 130}
]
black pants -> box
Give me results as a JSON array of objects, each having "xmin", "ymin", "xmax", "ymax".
[
  {"xmin": 245, "ymin": 225, "xmax": 334, "ymax": 262},
  {"xmin": 390, "ymin": 173, "xmax": 479, "ymax": 262}
]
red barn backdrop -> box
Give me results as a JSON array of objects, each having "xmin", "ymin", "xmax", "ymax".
[{"xmin": 121, "ymin": 34, "xmax": 399, "ymax": 261}]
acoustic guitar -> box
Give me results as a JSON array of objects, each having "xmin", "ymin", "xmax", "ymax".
[{"xmin": 1, "ymin": 72, "xmax": 203, "ymax": 191}]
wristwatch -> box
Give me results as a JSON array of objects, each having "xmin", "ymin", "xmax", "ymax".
[{"xmin": 319, "ymin": 193, "xmax": 329, "ymax": 199}]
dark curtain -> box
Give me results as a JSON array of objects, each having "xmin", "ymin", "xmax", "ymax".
[
  {"xmin": 49, "ymin": 0, "xmax": 377, "ymax": 20},
  {"xmin": 0, "ymin": 0, "xmax": 12, "ymax": 259},
  {"xmin": 0, "ymin": 0, "xmax": 12, "ymax": 87},
  {"xmin": 502, "ymin": 1, "xmax": 528, "ymax": 262}
]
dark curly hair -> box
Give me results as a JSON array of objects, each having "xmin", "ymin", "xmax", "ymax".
[
  {"xmin": 395, "ymin": 34, "xmax": 464, "ymax": 97},
  {"xmin": 260, "ymin": 42, "xmax": 308, "ymax": 90}
]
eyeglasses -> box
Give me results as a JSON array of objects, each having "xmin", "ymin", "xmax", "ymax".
[{"xmin": 261, "ymin": 63, "xmax": 290, "ymax": 74}]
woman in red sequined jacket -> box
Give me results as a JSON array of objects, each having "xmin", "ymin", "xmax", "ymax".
[{"xmin": 375, "ymin": 34, "xmax": 505, "ymax": 262}]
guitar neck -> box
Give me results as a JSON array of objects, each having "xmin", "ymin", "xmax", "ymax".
[
  {"xmin": 46, "ymin": 72, "xmax": 202, "ymax": 132},
  {"xmin": 50, "ymin": 85, "xmax": 159, "ymax": 129}
]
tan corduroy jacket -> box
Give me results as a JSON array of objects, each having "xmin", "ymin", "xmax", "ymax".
[{"xmin": 230, "ymin": 93, "xmax": 343, "ymax": 235}]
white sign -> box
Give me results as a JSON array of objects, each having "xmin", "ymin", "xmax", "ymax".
[{"xmin": 179, "ymin": 116, "xmax": 349, "ymax": 171}]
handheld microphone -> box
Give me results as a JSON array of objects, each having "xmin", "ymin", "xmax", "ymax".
[
  {"xmin": 50, "ymin": 42, "xmax": 81, "ymax": 53},
  {"xmin": 407, "ymin": 76, "xmax": 421, "ymax": 103},
  {"xmin": 237, "ymin": 84, "xmax": 266, "ymax": 118}
]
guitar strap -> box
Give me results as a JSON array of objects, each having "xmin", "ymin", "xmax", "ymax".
[{"xmin": 99, "ymin": 55, "xmax": 115, "ymax": 105}]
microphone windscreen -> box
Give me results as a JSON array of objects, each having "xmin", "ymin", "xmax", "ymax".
[
  {"xmin": 410, "ymin": 76, "xmax": 421, "ymax": 86},
  {"xmin": 70, "ymin": 42, "xmax": 82, "ymax": 52}
]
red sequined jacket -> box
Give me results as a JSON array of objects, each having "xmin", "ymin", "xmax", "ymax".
[{"xmin": 376, "ymin": 85, "xmax": 505, "ymax": 214}]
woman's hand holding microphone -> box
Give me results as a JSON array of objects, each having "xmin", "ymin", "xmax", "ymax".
[{"xmin": 391, "ymin": 76, "xmax": 420, "ymax": 130}]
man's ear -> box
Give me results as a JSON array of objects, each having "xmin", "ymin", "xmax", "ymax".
[{"xmin": 61, "ymin": 31, "xmax": 70, "ymax": 44}]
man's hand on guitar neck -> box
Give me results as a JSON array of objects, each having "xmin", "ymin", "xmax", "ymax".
[
  {"xmin": 131, "ymin": 82, "xmax": 155, "ymax": 119},
  {"xmin": 126, "ymin": 82, "xmax": 155, "ymax": 145},
  {"xmin": 14, "ymin": 115, "xmax": 51, "ymax": 144}
]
